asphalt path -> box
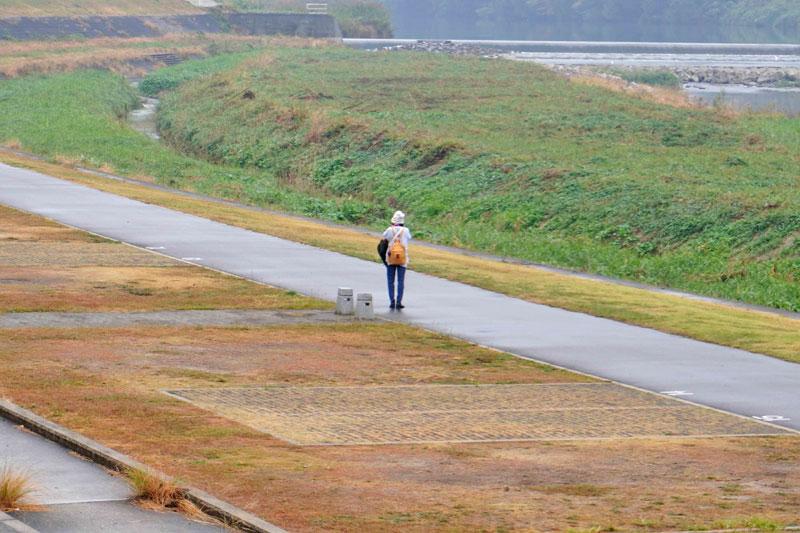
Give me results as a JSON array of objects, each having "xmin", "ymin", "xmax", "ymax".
[
  {"xmin": 0, "ymin": 163, "xmax": 798, "ymax": 431},
  {"xmin": 0, "ymin": 419, "xmax": 220, "ymax": 532}
]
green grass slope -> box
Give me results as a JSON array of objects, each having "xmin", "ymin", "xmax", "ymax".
[
  {"xmin": 149, "ymin": 48, "xmax": 799, "ymax": 310},
  {"xmin": 0, "ymin": 68, "xmax": 349, "ymax": 217}
]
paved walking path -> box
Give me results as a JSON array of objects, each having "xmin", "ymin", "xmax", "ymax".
[
  {"xmin": 0, "ymin": 419, "xmax": 221, "ymax": 532},
  {"xmin": 0, "ymin": 163, "xmax": 798, "ymax": 431},
  {"xmin": 0, "ymin": 310, "xmax": 346, "ymax": 329}
]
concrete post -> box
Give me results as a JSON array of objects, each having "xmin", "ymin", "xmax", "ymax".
[
  {"xmin": 355, "ymin": 293, "xmax": 374, "ymax": 319},
  {"xmin": 336, "ymin": 288, "xmax": 354, "ymax": 315}
]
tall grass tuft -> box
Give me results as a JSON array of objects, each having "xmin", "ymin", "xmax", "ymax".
[
  {"xmin": 0, "ymin": 465, "xmax": 35, "ymax": 511},
  {"xmin": 127, "ymin": 469, "xmax": 183, "ymax": 508}
]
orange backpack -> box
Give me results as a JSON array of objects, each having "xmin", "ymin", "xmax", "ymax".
[{"xmin": 387, "ymin": 228, "xmax": 406, "ymax": 266}]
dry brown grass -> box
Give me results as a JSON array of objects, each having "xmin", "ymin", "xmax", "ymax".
[
  {"xmin": 0, "ymin": 325, "xmax": 798, "ymax": 531},
  {"xmin": 126, "ymin": 470, "xmax": 217, "ymax": 524},
  {"xmin": 0, "ymin": 465, "xmax": 35, "ymax": 511},
  {"xmin": 0, "ymin": 34, "xmax": 328, "ymax": 79},
  {"xmin": 1, "ymin": 323, "xmax": 579, "ymax": 387},
  {"xmin": 0, "ymin": 203, "xmax": 326, "ymax": 312},
  {"xmin": 127, "ymin": 468, "xmax": 183, "ymax": 508},
  {"xmin": 2, "ymin": 139, "xmax": 21, "ymax": 150},
  {"xmin": 571, "ymin": 74, "xmax": 700, "ymax": 109},
  {"xmin": 0, "ymin": 46, "xmax": 204, "ymax": 78}
]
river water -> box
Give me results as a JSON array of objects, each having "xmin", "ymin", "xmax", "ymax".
[
  {"xmin": 684, "ymin": 84, "xmax": 800, "ymax": 115},
  {"xmin": 128, "ymin": 96, "xmax": 160, "ymax": 140}
]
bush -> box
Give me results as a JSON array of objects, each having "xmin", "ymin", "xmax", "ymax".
[{"xmin": 613, "ymin": 69, "xmax": 681, "ymax": 88}]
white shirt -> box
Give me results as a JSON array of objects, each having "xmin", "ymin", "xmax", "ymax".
[{"xmin": 383, "ymin": 225, "xmax": 411, "ymax": 267}]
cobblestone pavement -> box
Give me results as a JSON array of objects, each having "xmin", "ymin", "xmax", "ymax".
[
  {"xmin": 0, "ymin": 242, "xmax": 177, "ymax": 267},
  {"xmin": 166, "ymin": 384, "xmax": 790, "ymax": 446},
  {"xmin": 0, "ymin": 309, "xmax": 349, "ymax": 329}
]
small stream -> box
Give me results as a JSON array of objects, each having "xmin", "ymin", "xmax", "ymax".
[{"xmin": 128, "ymin": 96, "xmax": 160, "ymax": 140}]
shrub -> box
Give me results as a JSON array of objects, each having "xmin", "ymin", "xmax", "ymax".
[{"xmin": 0, "ymin": 465, "xmax": 34, "ymax": 511}]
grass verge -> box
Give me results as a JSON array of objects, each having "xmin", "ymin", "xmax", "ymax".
[
  {"xmin": 0, "ymin": 201, "xmax": 326, "ymax": 312},
  {"xmin": 2, "ymin": 151, "xmax": 798, "ymax": 363}
]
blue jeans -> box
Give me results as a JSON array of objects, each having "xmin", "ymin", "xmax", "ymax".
[{"xmin": 386, "ymin": 265, "xmax": 406, "ymax": 305}]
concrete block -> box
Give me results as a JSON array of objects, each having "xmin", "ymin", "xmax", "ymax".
[
  {"xmin": 356, "ymin": 293, "xmax": 374, "ymax": 319},
  {"xmin": 336, "ymin": 288, "xmax": 354, "ymax": 315}
]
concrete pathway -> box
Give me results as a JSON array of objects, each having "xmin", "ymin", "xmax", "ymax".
[
  {"xmin": 0, "ymin": 163, "xmax": 798, "ymax": 431},
  {"xmin": 0, "ymin": 310, "xmax": 346, "ymax": 329},
  {"xmin": 0, "ymin": 419, "xmax": 221, "ymax": 532}
]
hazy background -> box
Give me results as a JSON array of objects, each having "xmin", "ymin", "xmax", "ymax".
[{"xmin": 380, "ymin": 0, "xmax": 800, "ymax": 43}]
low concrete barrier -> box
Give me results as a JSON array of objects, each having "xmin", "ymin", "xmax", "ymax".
[{"xmin": 0, "ymin": 399, "xmax": 286, "ymax": 533}]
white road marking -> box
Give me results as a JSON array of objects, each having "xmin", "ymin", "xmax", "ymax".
[
  {"xmin": 146, "ymin": 246, "xmax": 166, "ymax": 250},
  {"xmin": 753, "ymin": 415, "xmax": 791, "ymax": 422},
  {"xmin": 181, "ymin": 257, "xmax": 204, "ymax": 261},
  {"xmin": 661, "ymin": 391, "xmax": 694, "ymax": 397}
]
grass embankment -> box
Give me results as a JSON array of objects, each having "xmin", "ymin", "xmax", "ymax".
[
  {"xmin": 0, "ymin": 0, "xmax": 201, "ymax": 16},
  {"xmin": 148, "ymin": 48, "xmax": 800, "ymax": 312}
]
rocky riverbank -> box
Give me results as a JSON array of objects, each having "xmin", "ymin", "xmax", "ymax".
[
  {"xmin": 549, "ymin": 64, "xmax": 800, "ymax": 88},
  {"xmin": 610, "ymin": 65, "xmax": 800, "ymax": 87},
  {"xmin": 377, "ymin": 40, "xmax": 502, "ymax": 57}
]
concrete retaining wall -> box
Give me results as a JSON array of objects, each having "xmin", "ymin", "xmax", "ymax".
[{"xmin": 0, "ymin": 12, "xmax": 341, "ymax": 40}]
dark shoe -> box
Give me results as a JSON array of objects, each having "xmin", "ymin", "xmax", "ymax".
[
  {"xmin": 396, "ymin": 303, "xmax": 405, "ymax": 310},
  {"xmin": 389, "ymin": 301, "xmax": 396, "ymax": 309}
]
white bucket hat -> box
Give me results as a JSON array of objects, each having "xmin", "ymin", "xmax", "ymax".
[{"xmin": 391, "ymin": 211, "xmax": 405, "ymax": 225}]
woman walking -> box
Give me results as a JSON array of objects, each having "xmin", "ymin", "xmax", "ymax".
[{"xmin": 382, "ymin": 211, "xmax": 411, "ymax": 310}]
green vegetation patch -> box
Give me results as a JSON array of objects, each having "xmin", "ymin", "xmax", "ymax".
[
  {"xmin": 150, "ymin": 48, "xmax": 800, "ymax": 311},
  {"xmin": 0, "ymin": 47, "xmax": 798, "ymax": 313},
  {"xmin": 608, "ymin": 69, "xmax": 681, "ymax": 88},
  {"xmin": 0, "ymin": 68, "xmax": 351, "ymax": 220}
]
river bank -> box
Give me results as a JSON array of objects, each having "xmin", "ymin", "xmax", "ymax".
[{"xmin": 353, "ymin": 39, "xmax": 800, "ymax": 113}]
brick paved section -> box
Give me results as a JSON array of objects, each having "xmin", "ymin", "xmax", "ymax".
[
  {"xmin": 0, "ymin": 242, "xmax": 176, "ymax": 267},
  {"xmin": 167, "ymin": 384, "xmax": 790, "ymax": 446}
]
